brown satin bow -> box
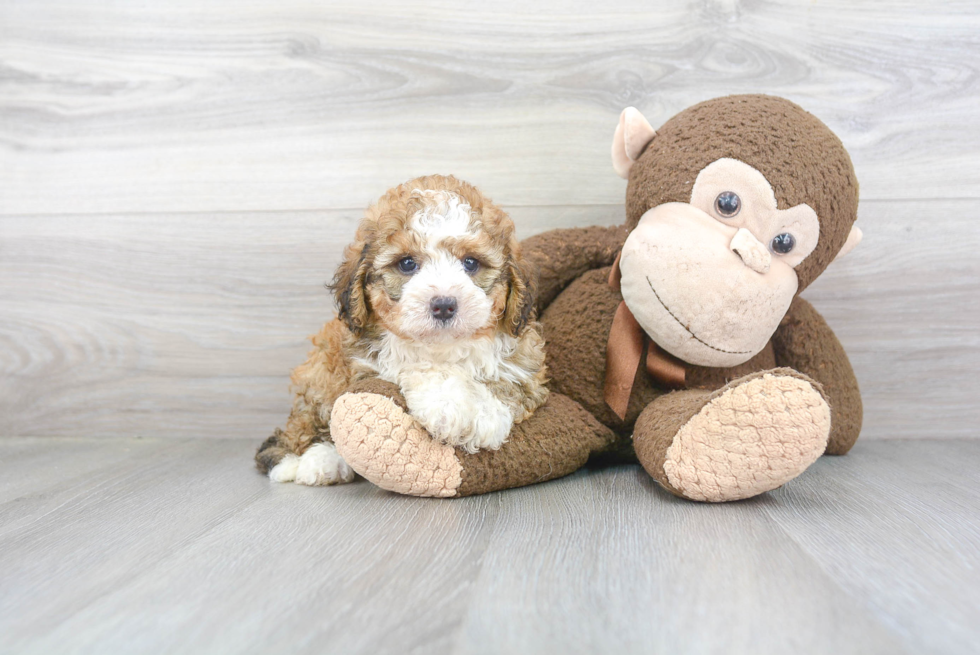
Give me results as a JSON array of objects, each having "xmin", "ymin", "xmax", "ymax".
[{"xmin": 603, "ymin": 253, "xmax": 686, "ymax": 420}]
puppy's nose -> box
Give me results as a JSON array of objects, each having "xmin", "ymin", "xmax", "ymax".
[{"xmin": 430, "ymin": 296, "xmax": 458, "ymax": 322}]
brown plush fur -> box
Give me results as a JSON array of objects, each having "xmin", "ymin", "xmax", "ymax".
[
  {"xmin": 521, "ymin": 224, "xmax": 630, "ymax": 312},
  {"xmin": 256, "ymin": 174, "xmax": 548, "ymax": 474}
]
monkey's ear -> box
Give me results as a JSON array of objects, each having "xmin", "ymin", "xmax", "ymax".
[
  {"xmin": 612, "ymin": 107, "xmax": 657, "ymax": 179},
  {"xmin": 503, "ymin": 249, "xmax": 536, "ymax": 337},
  {"xmin": 330, "ymin": 242, "xmax": 371, "ymax": 335},
  {"xmin": 833, "ymin": 225, "xmax": 863, "ymax": 262}
]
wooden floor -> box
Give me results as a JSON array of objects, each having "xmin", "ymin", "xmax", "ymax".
[{"xmin": 1, "ymin": 437, "xmax": 978, "ymax": 655}]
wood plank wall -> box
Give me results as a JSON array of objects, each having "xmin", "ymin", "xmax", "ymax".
[{"xmin": 1, "ymin": 1, "xmax": 978, "ymax": 440}]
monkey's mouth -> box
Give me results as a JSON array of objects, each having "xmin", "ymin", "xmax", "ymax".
[{"xmin": 645, "ymin": 277, "xmax": 753, "ymax": 356}]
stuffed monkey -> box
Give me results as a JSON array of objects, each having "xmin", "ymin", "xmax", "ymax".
[{"xmin": 329, "ymin": 94, "xmax": 863, "ymax": 501}]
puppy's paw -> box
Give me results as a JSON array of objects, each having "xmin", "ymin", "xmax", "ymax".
[
  {"xmin": 459, "ymin": 399, "xmax": 513, "ymax": 453},
  {"xmin": 405, "ymin": 384, "xmax": 513, "ymax": 453},
  {"xmin": 404, "ymin": 385, "xmax": 469, "ymax": 445},
  {"xmin": 291, "ymin": 442, "xmax": 355, "ymax": 486},
  {"xmin": 268, "ymin": 454, "xmax": 300, "ymax": 483}
]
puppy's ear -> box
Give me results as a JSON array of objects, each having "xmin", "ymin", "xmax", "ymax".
[
  {"xmin": 503, "ymin": 247, "xmax": 536, "ymax": 337},
  {"xmin": 330, "ymin": 241, "xmax": 371, "ymax": 335}
]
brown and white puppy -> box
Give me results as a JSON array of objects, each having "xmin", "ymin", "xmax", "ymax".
[{"xmin": 255, "ymin": 175, "xmax": 549, "ymax": 486}]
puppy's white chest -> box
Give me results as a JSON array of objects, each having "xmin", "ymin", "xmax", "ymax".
[{"xmin": 373, "ymin": 333, "xmax": 503, "ymax": 385}]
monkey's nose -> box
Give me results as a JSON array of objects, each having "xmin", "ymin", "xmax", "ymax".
[
  {"xmin": 430, "ymin": 296, "xmax": 458, "ymax": 322},
  {"xmin": 730, "ymin": 228, "xmax": 771, "ymax": 274}
]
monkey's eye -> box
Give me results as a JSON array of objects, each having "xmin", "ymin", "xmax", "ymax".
[
  {"xmin": 462, "ymin": 257, "xmax": 480, "ymax": 273},
  {"xmin": 397, "ymin": 257, "xmax": 419, "ymax": 274},
  {"xmin": 771, "ymin": 233, "xmax": 796, "ymax": 254},
  {"xmin": 714, "ymin": 191, "xmax": 741, "ymax": 218}
]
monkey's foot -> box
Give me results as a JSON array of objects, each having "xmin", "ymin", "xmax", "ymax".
[
  {"xmin": 331, "ymin": 392, "xmax": 464, "ymax": 498},
  {"xmin": 635, "ymin": 370, "xmax": 831, "ymax": 502},
  {"xmin": 331, "ymin": 390, "xmax": 615, "ymax": 498}
]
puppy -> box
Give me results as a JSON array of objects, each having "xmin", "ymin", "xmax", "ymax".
[{"xmin": 255, "ymin": 175, "xmax": 549, "ymax": 486}]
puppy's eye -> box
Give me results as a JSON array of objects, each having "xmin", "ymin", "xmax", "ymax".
[
  {"xmin": 397, "ymin": 257, "xmax": 419, "ymax": 274},
  {"xmin": 771, "ymin": 233, "xmax": 796, "ymax": 254},
  {"xmin": 715, "ymin": 191, "xmax": 741, "ymax": 218},
  {"xmin": 462, "ymin": 257, "xmax": 480, "ymax": 273}
]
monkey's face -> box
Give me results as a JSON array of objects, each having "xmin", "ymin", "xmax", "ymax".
[{"xmin": 619, "ymin": 158, "xmax": 821, "ymax": 367}]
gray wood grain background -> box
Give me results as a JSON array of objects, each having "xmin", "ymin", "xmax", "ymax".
[{"xmin": 2, "ymin": 0, "xmax": 978, "ymax": 440}]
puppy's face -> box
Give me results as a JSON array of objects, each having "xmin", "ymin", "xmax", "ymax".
[
  {"xmin": 372, "ymin": 189, "xmax": 504, "ymax": 342},
  {"xmin": 334, "ymin": 177, "xmax": 534, "ymax": 343}
]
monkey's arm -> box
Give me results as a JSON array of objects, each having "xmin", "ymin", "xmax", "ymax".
[
  {"xmin": 770, "ymin": 296, "xmax": 863, "ymax": 455},
  {"xmin": 521, "ymin": 224, "xmax": 629, "ymax": 313}
]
